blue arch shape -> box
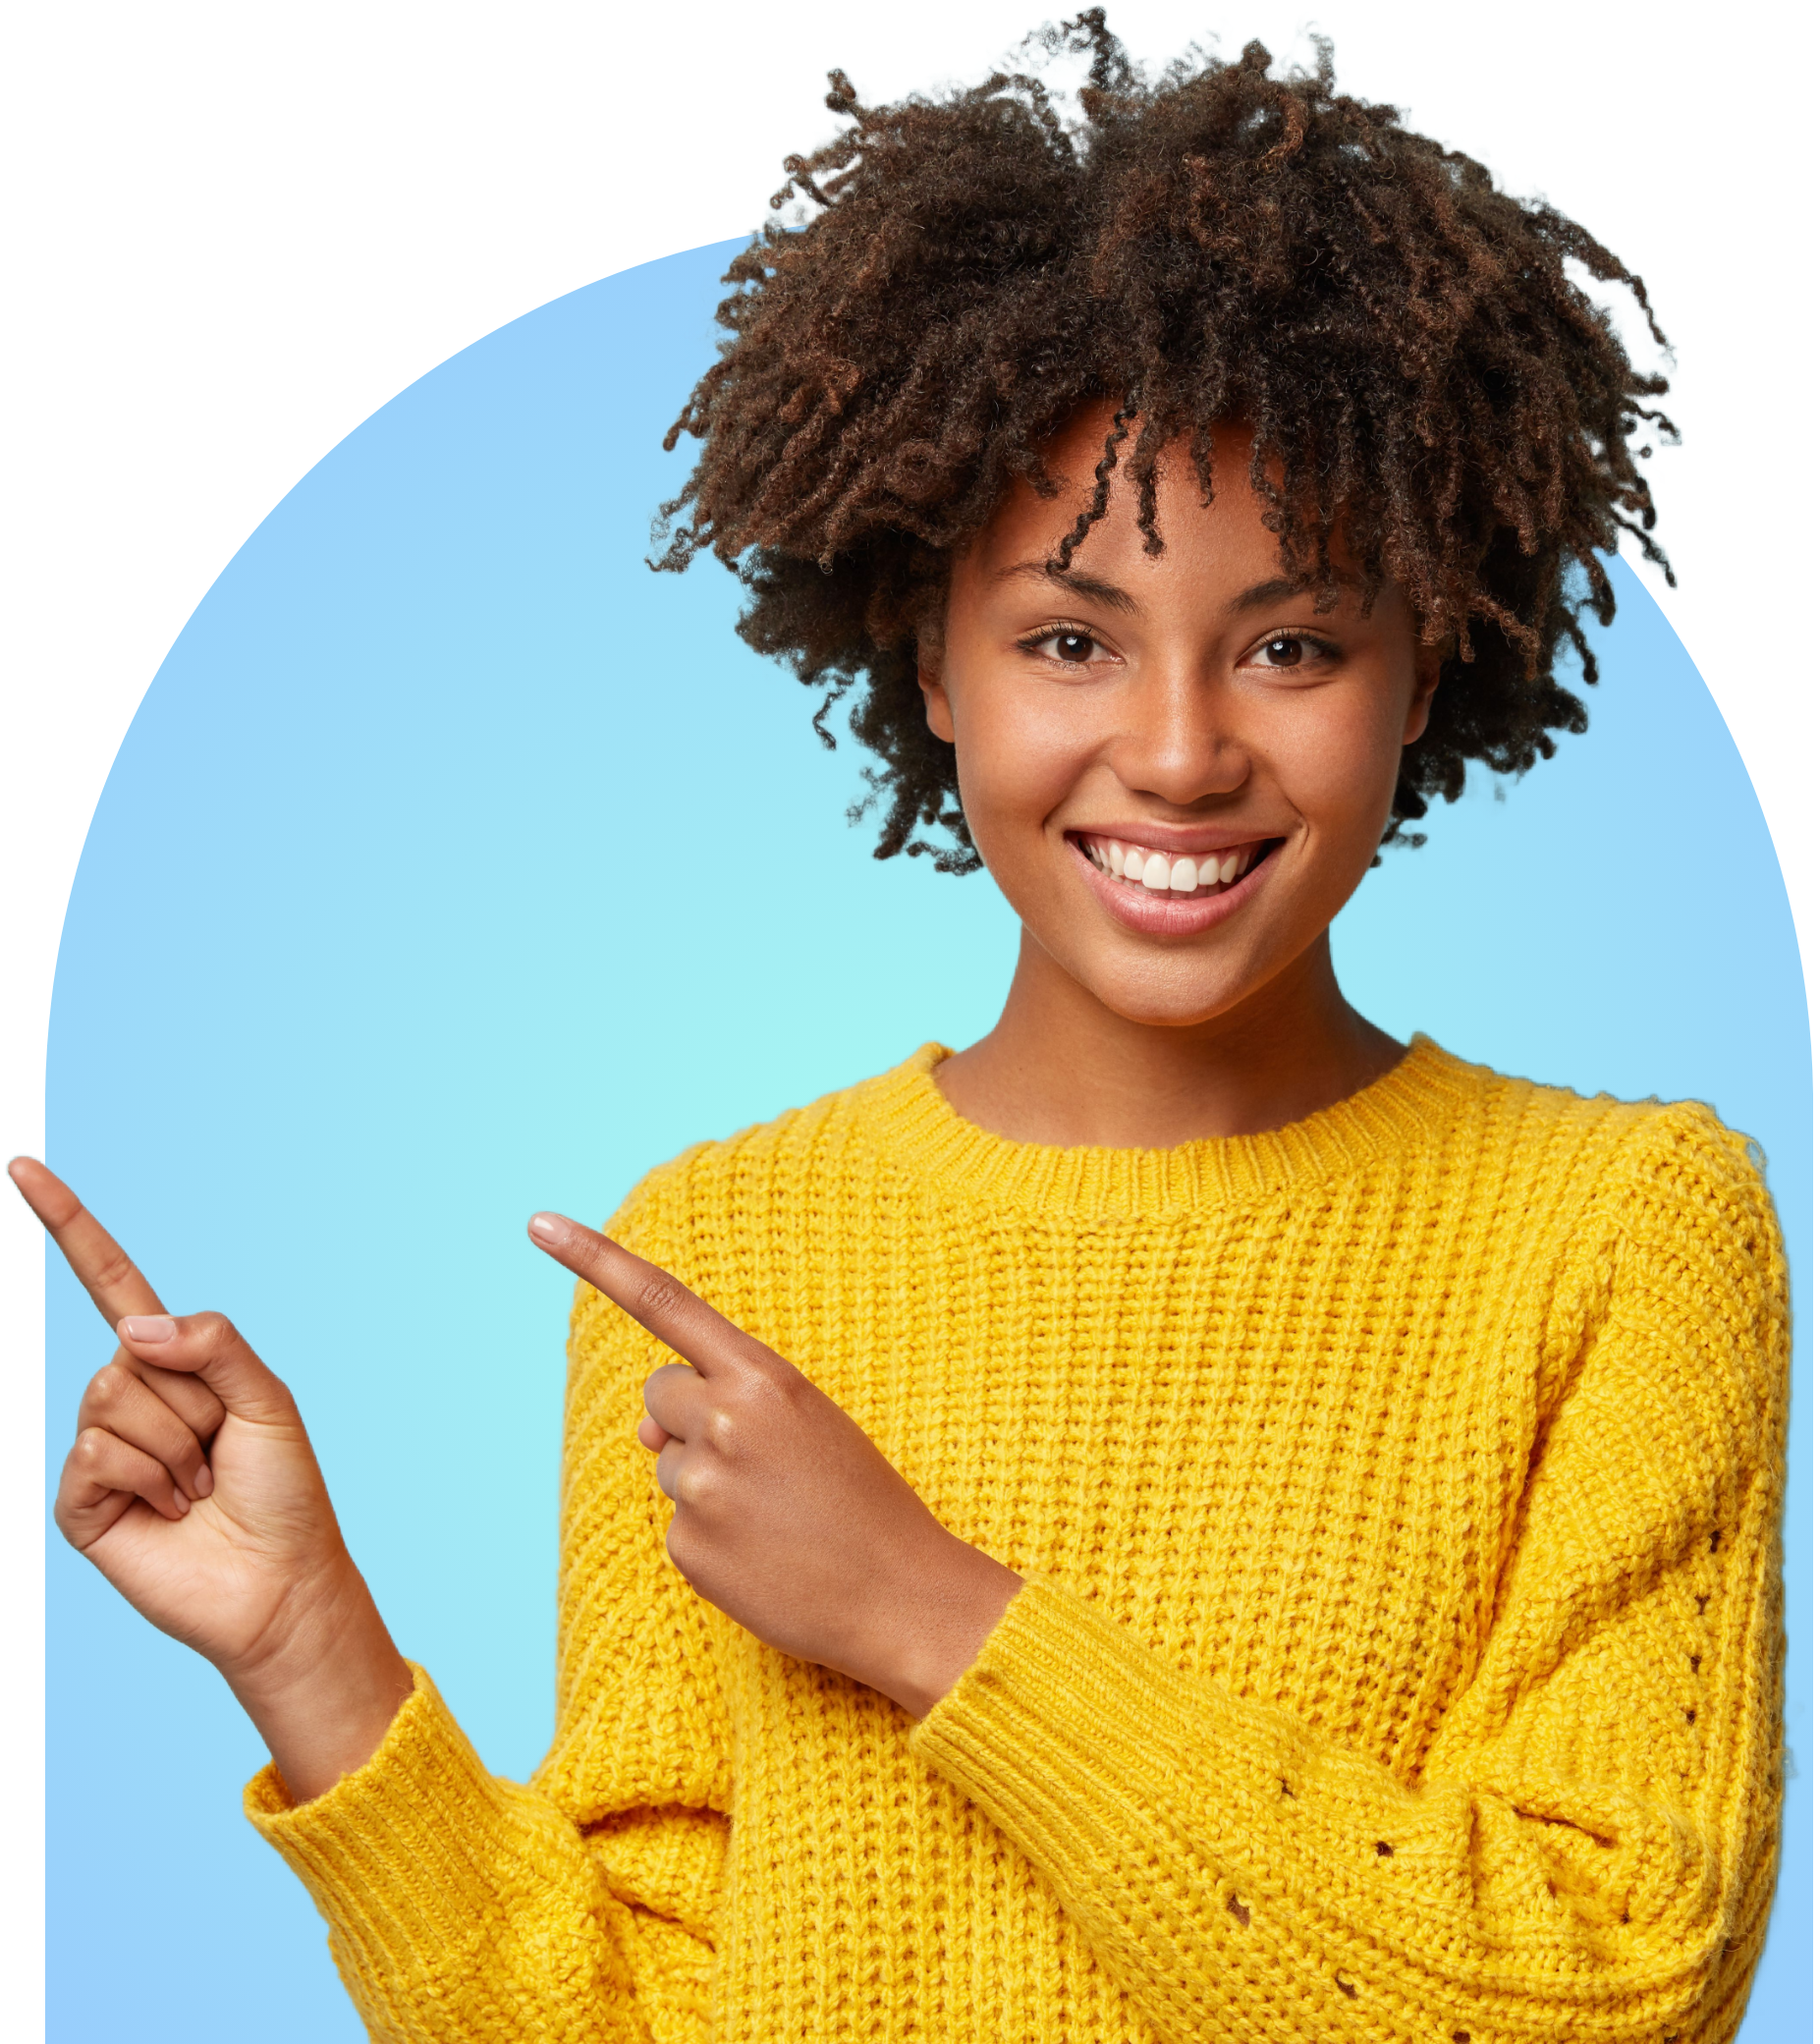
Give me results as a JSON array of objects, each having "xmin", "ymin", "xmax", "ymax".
[{"xmin": 45, "ymin": 243, "xmax": 1811, "ymax": 2039}]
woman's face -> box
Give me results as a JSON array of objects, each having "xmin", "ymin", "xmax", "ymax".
[{"xmin": 921, "ymin": 410, "xmax": 1440, "ymax": 1030}]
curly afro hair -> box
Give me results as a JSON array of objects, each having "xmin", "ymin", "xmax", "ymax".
[{"xmin": 653, "ymin": 12, "xmax": 1674, "ymax": 870}]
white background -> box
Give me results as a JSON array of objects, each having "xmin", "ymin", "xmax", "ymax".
[{"xmin": 5, "ymin": 0, "xmax": 1813, "ymax": 2025}]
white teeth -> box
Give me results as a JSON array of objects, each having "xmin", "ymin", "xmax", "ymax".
[{"xmin": 1084, "ymin": 834, "xmax": 1266, "ymax": 895}]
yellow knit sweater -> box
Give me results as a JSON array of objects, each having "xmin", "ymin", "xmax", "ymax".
[{"xmin": 247, "ymin": 1037, "xmax": 1788, "ymax": 2044}]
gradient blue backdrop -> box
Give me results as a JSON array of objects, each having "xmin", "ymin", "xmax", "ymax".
[{"xmin": 45, "ymin": 242, "xmax": 1812, "ymax": 2039}]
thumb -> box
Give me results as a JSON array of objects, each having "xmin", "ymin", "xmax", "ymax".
[{"xmin": 117, "ymin": 1312, "xmax": 302, "ymax": 1429}]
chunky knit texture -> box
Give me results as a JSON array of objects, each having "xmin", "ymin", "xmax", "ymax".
[{"xmin": 247, "ymin": 1037, "xmax": 1788, "ymax": 2043}]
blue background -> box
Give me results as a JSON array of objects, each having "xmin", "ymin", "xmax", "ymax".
[{"xmin": 45, "ymin": 242, "xmax": 1812, "ymax": 2038}]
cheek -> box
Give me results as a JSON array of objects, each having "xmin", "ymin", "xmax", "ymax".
[
  {"xmin": 1272, "ymin": 691, "xmax": 1408, "ymax": 833},
  {"xmin": 950, "ymin": 683, "xmax": 1088, "ymax": 837}
]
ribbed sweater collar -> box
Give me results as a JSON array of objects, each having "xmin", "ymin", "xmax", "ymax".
[{"xmin": 860, "ymin": 1034, "xmax": 1482, "ymax": 1221}]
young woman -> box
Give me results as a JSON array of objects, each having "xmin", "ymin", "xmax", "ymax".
[{"xmin": 21, "ymin": 21, "xmax": 1787, "ymax": 2043}]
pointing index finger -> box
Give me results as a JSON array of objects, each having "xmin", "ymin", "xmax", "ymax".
[
  {"xmin": 8, "ymin": 1157, "xmax": 166, "ymax": 1328},
  {"xmin": 528, "ymin": 1211, "xmax": 759, "ymax": 1378}
]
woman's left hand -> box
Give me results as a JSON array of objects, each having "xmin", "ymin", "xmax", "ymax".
[{"xmin": 528, "ymin": 1211, "xmax": 1022, "ymax": 1719}]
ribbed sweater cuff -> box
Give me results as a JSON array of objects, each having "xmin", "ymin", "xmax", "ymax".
[
  {"xmin": 908, "ymin": 1575, "xmax": 1225, "ymax": 1868},
  {"xmin": 244, "ymin": 1662, "xmax": 513, "ymax": 1972}
]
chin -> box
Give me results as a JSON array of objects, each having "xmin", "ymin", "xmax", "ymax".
[{"xmin": 1079, "ymin": 959, "xmax": 1260, "ymax": 1031}]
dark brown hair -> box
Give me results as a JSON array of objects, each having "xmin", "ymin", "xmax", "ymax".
[{"xmin": 654, "ymin": 13, "xmax": 1673, "ymax": 869}]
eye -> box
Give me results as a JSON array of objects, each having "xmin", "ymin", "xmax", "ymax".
[
  {"xmin": 1014, "ymin": 617, "xmax": 1112, "ymax": 666},
  {"xmin": 1241, "ymin": 631, "xmax": 1340, "ymax": 672},
  {"xmin": 1019, "ymin": 625, "xmax": 1110, "ymax": 667}
]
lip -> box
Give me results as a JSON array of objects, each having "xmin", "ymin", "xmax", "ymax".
[{"xmin": 1069, "ymin": 832, "xmax": 1282, "ymax": 936}]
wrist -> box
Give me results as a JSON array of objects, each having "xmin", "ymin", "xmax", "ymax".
[
  {"xmin": 223, "ymin": 1560, "xmax": 414, "ymax": 1803},
  {"xmin": 873, "ymin": 1534, "xmax": 1022, "ymax": 1721}
]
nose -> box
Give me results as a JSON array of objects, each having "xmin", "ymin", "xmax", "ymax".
[{"xmin": 1105, "ymin": 668, "xmax": 1250, "ymax": 807}]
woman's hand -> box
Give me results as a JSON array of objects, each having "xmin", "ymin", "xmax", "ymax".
[
  {"xmin": 528, "ymin": 1210, "xmax": 1021, "ymax": 1719},
  {"xmin": 16, "ymin": 1157, "xmax": 414, "ymax": 1801}
]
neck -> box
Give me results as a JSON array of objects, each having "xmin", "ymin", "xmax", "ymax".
[{"xmin": 937, "ymin": 928, "xmax": 1405, "ymax": 1148}]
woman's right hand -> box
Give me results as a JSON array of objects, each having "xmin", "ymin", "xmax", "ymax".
[{"xmin": 17, "ymin": 1155, "xmax": 414, "ymax": 1801}]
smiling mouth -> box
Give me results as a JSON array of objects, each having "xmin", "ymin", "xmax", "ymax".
[{"xmin": 1071, "ymin": 832, "xmax": 1281, "ymax": 901}]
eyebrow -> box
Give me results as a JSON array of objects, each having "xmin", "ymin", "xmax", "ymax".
[
  {"xmin": 1227, "ymin": 574, "xmax": 1363, "ymax": 615},
  {"xmin": 994, "ymin": 561, "xmax": 1138, "ymax": 614},
  {"xmin": 996, "ymin": 561, "xmax": 1361, "ymax": 618}
]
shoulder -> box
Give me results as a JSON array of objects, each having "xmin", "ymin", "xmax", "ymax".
[
  {"xmin": 1587, "ymin": 1094, "xmax": 1788, "ymax": 1366},
  {"xmin": 1408, "ymin": 1041, "xmax": 1785, "ymax": 1323},
  {"xmin": 1425, "ymin": 1040, "xmax": 1787, "ymax": 1361},
  {"xmin": 1416, "ymin": 1039, "xmax": 1775, "ymax": 1213}
]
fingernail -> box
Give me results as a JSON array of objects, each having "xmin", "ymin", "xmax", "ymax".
[
  {"xmin": 121, "ymin": 1314, "xmax": 177, "ymax": 1343},
  {"xmin": 528, "ymin": 1214, "xmax": 562, "ymax": 1243},
  {"xmin": 171, "ymin": 1490, "xmax": 191, "ymax": 1516},
  {"xmin": 194, "ymin": 1463, "xmax": 214, "ymax": 1498}
]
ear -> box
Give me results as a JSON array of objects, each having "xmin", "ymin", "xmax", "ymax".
[
  {"xmin": 1403, "ymin": 641, "xmax": 1443, "ymax": 747},
  {"xmin": 918, "ymin": 641, "xmax": 956, "ymax": 745}
]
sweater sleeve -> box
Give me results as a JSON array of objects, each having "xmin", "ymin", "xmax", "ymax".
[
  {"xmin": 907, "ymin": 1107, "xmax": 1789, "ymax": 2044},
  {"xmin": 245, "ymin": 1170, "xmax": 730, "ymax": 2044}
]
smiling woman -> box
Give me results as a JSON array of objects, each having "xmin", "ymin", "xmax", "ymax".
[{"xmin": 25, "ymin": 15, "xmax": 1793, "ymax": 2044}]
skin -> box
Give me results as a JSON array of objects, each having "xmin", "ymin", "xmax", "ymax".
[{"xmin": 18, "ymin": 408, "xmax": 1438, "ymax": 1801}]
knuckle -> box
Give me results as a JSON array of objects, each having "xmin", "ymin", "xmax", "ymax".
[
  {"xmin": 72, "ymin": 1427, "xmax": 112, "ymax": 1470},
  {"xmin": 745, "ymin": 1360, "xmax": 806, "ymax": 1419},
  {"xmin": 743, "ymin": 1344, "xmax": 792, "ymax": 1388},
  {"xmin": 777, "ymin": 1360, "xmax": 816, "ymax": 1405},
  {"xmin": 192, "ymin": 1311, "xmax": 238, "ymax": 1351},
  {"xmin": 87, "ymin": 1362, "xmax": 133, "ymax": 1410},
  {"xmin": 89, "ymin": 1245, "xmax": 138, "ymax": 1294},
  {"xmin": 674, "ymin": 1456, "xmax": 722, "ymax": 1510},
  {"xmin": 635, "ymin": 1274, "xmax": 689, "ymax": 1324}
]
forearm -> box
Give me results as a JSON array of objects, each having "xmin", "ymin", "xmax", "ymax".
[{"xmin": 910, "ymin": 1575, "xmax": 1777, "ymax": 2044}]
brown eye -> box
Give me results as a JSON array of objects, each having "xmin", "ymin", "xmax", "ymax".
[
  {"xmin": 1054, "ymin": 632, "xmax": 1095, "ymax": 664},
  {"xmin": 1262, "ymin": 635, "xmax": 1304, "ymax": 666}
]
